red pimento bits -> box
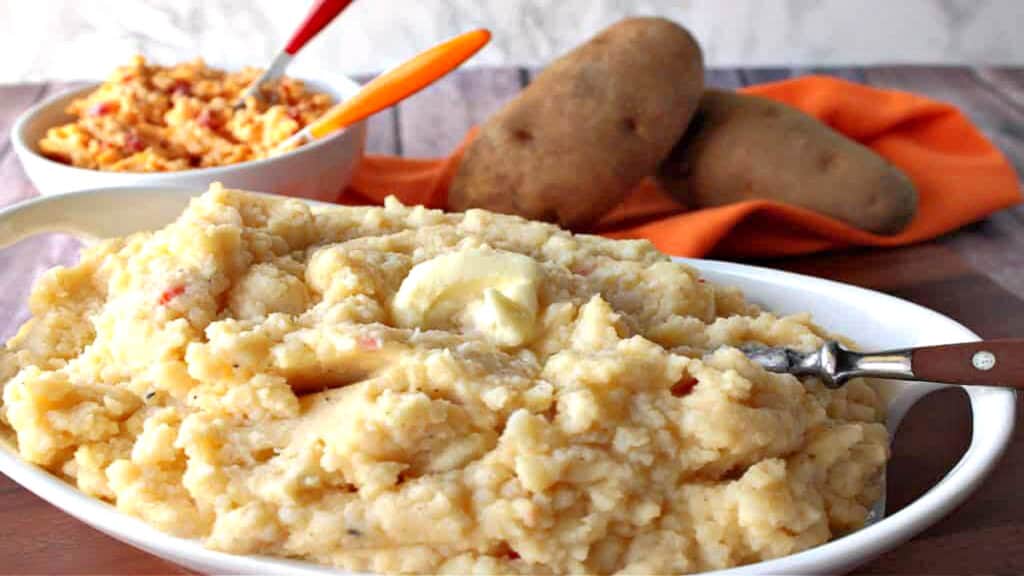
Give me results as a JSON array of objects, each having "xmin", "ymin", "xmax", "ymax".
[
  {"xmin": 171, "ymin": 79, "xmax": 191, "ymax": 96},
  {"xmin": 670, "ymin": 376, "xmax": 697, "ymax": 397},
  {"xmin": 88, "ymin": 101, "xmax": 116, "ymax": 117},
  {"xmin": 158, "ymin": 284, "xmax": 186, "ymax": 305},
  {"xmin": 286, "ymin": 106, "xmax": 302, "ymax": 121},
  {"xmin": 123, "ymin": 132, "xmax": 145, "ymax": 153},
  {"xmin": 357, "ymin": 334, "xmax": 382, "ymax": 350},
  {"xmin": 494, "ymin": 542, "xmax": 520, "ymax": 560},
  {"xmin": 196, "ymin": 109, "xmax": 222, "ymax": 129}
]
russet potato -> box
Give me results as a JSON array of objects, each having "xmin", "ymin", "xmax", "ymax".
[
  {"xmin": 657, "ymin": 90, "xmax": 918, "ymax": 235},
  {"xmin": 449, "ymin": 17, "xmax": 705, "ymax": 229}
]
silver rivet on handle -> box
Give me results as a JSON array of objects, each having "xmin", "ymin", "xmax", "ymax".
[{"xmin": 972, "ymin": 350, "xmax": 996, "ymax": 371}]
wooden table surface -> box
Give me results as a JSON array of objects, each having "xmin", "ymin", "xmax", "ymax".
[{"xmin": 1, "ymin": 66, "xmax": 1022, "ymax": 574}]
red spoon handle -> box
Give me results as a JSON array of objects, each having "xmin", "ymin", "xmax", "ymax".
[
  {"xmin": 284, "ymin": 0, "xmax": 355, "ymax": 55},
  {"xmin": 911, "ymin": 339, "xmax": 1024, "ymax": 389}
]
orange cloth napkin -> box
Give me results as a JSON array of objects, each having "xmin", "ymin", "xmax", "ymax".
[{"xmin": 342, "ymin": 76, "xmax": 1021, "ymax": 258}]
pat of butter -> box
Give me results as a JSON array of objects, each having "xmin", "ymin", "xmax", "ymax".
[{"xmin": 392, "ymin": 247, "xmax": 540, "ymax": 347}]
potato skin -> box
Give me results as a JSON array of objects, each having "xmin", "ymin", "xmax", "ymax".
[
  {"xmin": 657, "ymin": 90, "xmax": 917, "ymax": 235},
  {"xmin": 449, "ymin": 17, "xmax": 704, "ymax": 229}
]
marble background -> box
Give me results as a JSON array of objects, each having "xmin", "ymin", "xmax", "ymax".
[{"xmin": 0, "ymin": 0, "xmax": 1022, "ymax": 83}]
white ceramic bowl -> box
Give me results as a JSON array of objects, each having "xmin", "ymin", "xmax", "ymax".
[
  {"xmin": 0, "ymin": 187, "xmax": 1016, "ymax": 575},
  {"xmin": 11, "ymin": 78, "xmax": 366, "ymax": 201}
]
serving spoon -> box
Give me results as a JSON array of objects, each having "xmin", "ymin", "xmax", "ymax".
[
  {"xmin": 743, "ymin": 337, "xmax": 1021, "ymax": 528},
  {"xmin": 744, "ymin": 339, "xmax": 1024, "ymax": 390},
  {"xmin": 273, "ymin": 28, "xmax": 491, "ymax": 153},
  {"xmin": 235, "ymin": 0, "xmax": 357, "ymax": 107}
]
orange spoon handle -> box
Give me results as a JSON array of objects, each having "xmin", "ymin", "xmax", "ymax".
[{"xmin": 308, "ymin": 28, "xmax": 491, "ymax": 140}]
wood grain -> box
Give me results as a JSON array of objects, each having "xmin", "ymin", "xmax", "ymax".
[
  {"xmin": 702, "ymin": 69, "xmax": 740, "ymax": 90},
  {"xmin": 0, "ymin": 475, "xmax": 191, "ymax": 574},
  {"xmin": 353, "ymin": 73, "xmax": 401, "ymax": 155},
  {"xmin": 0, "ymin": 83, "xmax": 45, "ymax": 155},
  {"xmin": 762, "ymin": 244, "xmax": 1024, "ymax": 339},
  {"xmin": 0, "ymin": 67, "xmax": 1023, "ymax": 575},
  {"xmin": 974, "ymin": 68, "xmax": 1024, "ymax": 106},
  {"xmin": 394, "ymin": 67, "xmax": 522, "ymax": 157},
  {"xmin": 739, "ymin": 67, "xmax": 798, "ymax": 85}
]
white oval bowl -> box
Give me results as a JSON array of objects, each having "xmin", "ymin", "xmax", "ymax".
[
  {"xmin": 0, "ymin": 186, "xmax": 1015, "ymax": 575},
  {"xmin": 11, "ymin": 78, "xmax": 366, "ymax": 202}
]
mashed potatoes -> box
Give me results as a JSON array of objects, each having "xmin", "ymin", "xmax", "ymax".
[
  {"xmin": 0, "ymin": 186, "xmax": 888, "ymax": 574},
  {"xmin": 38, "ymin": 56, "xmax": 332, "ymax": 172}
]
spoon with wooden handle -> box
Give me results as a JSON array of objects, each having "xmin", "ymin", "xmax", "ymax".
[{"xmin": 742, "ymin": 339, "xmax": 1024, "ymax": 389}]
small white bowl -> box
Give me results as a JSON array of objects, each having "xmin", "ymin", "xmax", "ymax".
[{"xmin": 11, "ymin": 77, "xmax": 366, "ymax": 201}]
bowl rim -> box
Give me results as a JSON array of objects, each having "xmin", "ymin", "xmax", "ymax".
[
  {"xmin": 0, "ymin": 186, "xmax": 1016, "ymax": 575},
  {"xmin": 10, "ymin": 73, "xmax": 364, "ymax": 178}
]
